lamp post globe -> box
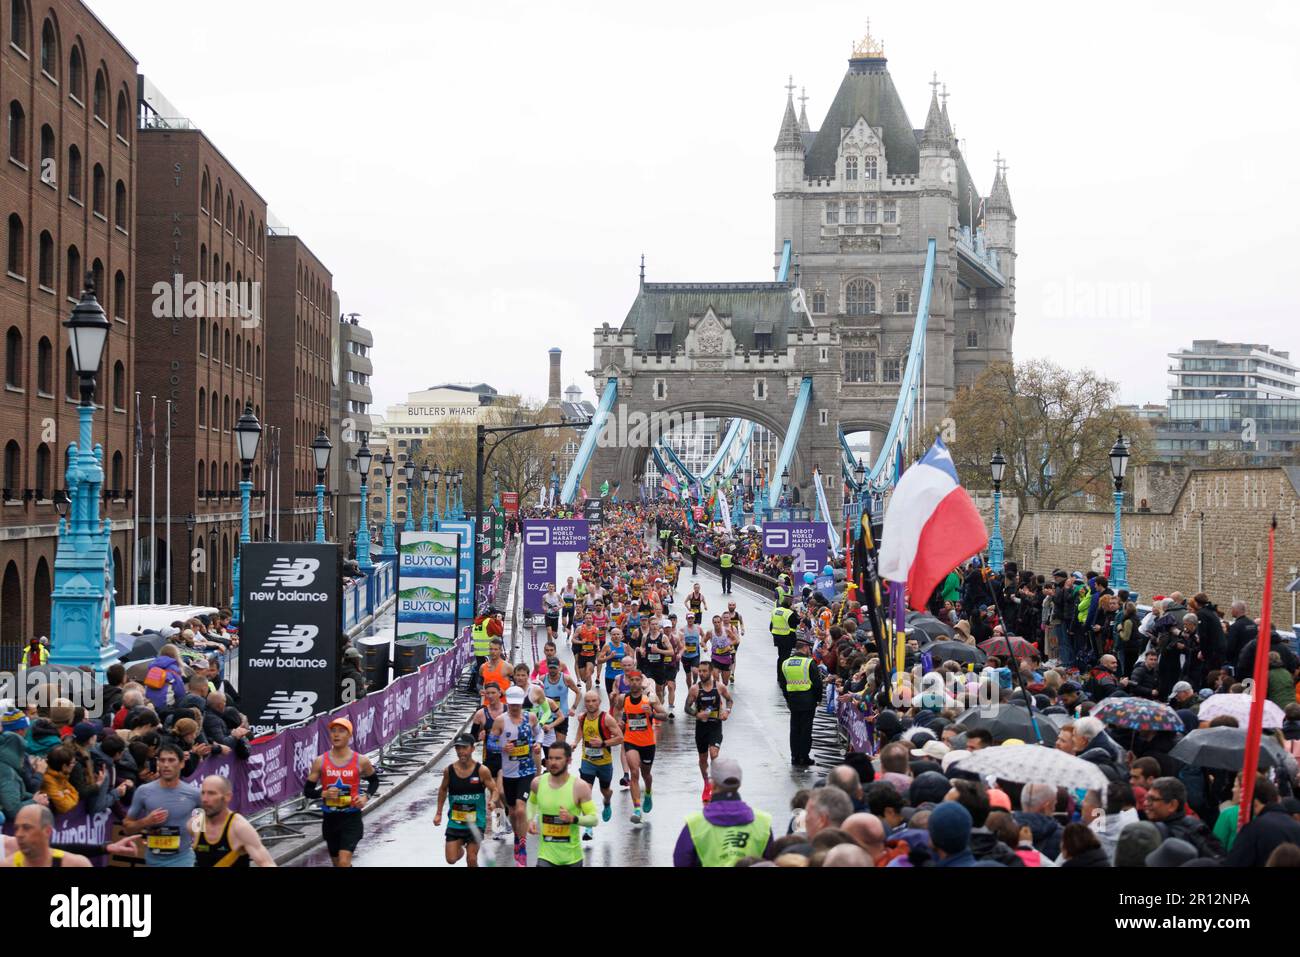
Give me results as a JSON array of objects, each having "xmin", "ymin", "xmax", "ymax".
[
  {"xmin": 230, "ymin": 404, "xmax": 262, "ymax": 626},
  {"xmin": 380, "ymin": 449, "xmax": 397, "ymax": 561},
  {"xmin": 312, "ymin": 428, "xmax": 332, "ymax": 544},
  {"xmin": 1109, "ymin": 433, "xmax": 1131, "ymax": 591},
  {"xmin": 354, "ymin": 444, "xmax": 374, "ymax": 570},
  {"xmin": 988, "ymin": 446, "xmax": 1006, "ymax": 574}
]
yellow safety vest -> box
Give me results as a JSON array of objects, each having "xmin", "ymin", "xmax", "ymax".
[
  {"xmin": 17, "ymin": 646, "xmax": 49, "ymax": 671},
  {"xmin": 770, "ymin": 607, "xmax": 794, "ymax": 636},
  {"xmin": 781, "ymin": 655, "xmax": 813, "ymax": 692},
  {"xmin": 720, "ymin": 553, "xmax": 733, "ymax": 569},
  {"xmin": 686, "ymin": 809, "xmax": 771, "ymax": 867},
  {"xmin": 472, "ymin": 619, "xmax": 492, "ymax": 657}
]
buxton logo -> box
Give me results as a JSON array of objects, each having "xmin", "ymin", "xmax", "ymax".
[
  {"xmin": 261, "ymin": 558, "xmax": 320, "ymax": 588},
  {"xmin": 258, "ymin": 624, "xmax": 320, "ymax": 655},
  {"xmin": 259, "ymin": 691, "xmax": 318, "ymax": 723}
]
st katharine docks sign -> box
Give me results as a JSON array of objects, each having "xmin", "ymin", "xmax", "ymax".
[{"xmin": 240, "ymin": 543, "xmax": 341, "ymax": 736}]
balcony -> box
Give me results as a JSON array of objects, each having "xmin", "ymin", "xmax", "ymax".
[{"xmin": 955, "ymin": 225, "xmax": 1005, "ymax": 288}]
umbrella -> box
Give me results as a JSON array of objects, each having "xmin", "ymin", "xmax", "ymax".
[
  {"xmin": 119, "ymin": 633, "xmax": 169, "ymax": 664},
  {"xmin": 978, "ymin": 635, "xmax": 1039, "ymax": 659},
  {"xmin": 1195, "ymin": 694, "xmax": 1287, "ymax": 729},
  {"xmin": 907, "ymin": 612, "xmax": 955, "ymax": 642},
  {"xmin": 1169, "ymin": 726, "xmax": 1292, "ymax": 773},
  {"xmin": 925, "ymin": 641, "xmax": 987, "ymax": 667},
  {"xmin": 957, "ymin": 704, "xmax": 1057, "ymax": 746},
  {"xmin": 1091, "ymin": 697, "xmax": 1184, "ymax": 733},
  {"xmin": 954, "ymin": 743, "xmax": 1109, "ymax": 793}
]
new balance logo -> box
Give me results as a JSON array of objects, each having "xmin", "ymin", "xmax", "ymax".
[
  {"xmin": 261, "ymin": 558, "xmax": 320, "ymax": 588},
  {"xmin": 259, "ymin": 691, "xmax": 319, "ymax": 723},
  {"xmin": 259, "ymin": 624, "xmax": 319, "ymax": 655}
]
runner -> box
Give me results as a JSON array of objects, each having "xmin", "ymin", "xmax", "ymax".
[
  {"xmin": 685, "ymin": 660, "xmax": 733, "ymax": 803},
  {"xmin": 685, "ymin": 582, "xmax": 707, "ymax": 623},
  {"xmin": 620, "ymin": 670, "xmax": 669, "ymax": 824},
  {"xmin": 529, "ymin": 640, "xmax": 571, "ymax": 684},
  {"xmin": 478, "ymin": 637, "xmax": 512, "ymax": 705},
  {"xmin": 192, "ymin": 774, "xmax": 275, "ymax": 867},
  {"xmin": 0, "ymin": 806, "xmax": 92, "ymax": 868},
  {"xmin": 303, "ymin": 717, "xmax": 378, "ymax": 868},
  {"xmin": 722, "ymin": 608, "xmax": 744, "ymax": 687},
  {"xmin": 123, "ymin": 742, "xmax": 202, "ymax": 867},
  {"xmin": 598, "ymin": 626, "xmax": 629, "ymax": 699},
  {"xmin": 680, "ymin": 612, "xmax": 703, "ymax": 696},
  {"xmin": 492, "ymin": 685, "xmax": 541, "ymax": 867},
  {"xmin": 542, "ymin": 582, "xmax": 562, "ymax": 641},
  {"xmin": 527, "ymin": 741, "xmax": 599, "ymax": 867},
  {"xmin": 540, "ymin": 656, "xmax": 582, "ymax": 739},
  {"xmin": 572, "ymin": 612, "xmax": 601, "ymax": 691},
  {"xmin": 708, "ymin": 614, "xmax": 736, "ymax": 688},
  {"xmin": 571, "ymin": 689, "xmax": 623, "ymax": 839},
  {"xmin": 471, "ymin": 682, "xmax": 507, "ymax": 838},
  {"xmin": 434, "ymin": 732, "xmax": 501, "ymax": 867},
  {"xmin": 560, "ymin": 577, "xmax": 578, "ymax": 637}
]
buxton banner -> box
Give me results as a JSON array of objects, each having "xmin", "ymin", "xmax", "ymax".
[
  {"xmin": 762, "ymin": 522, "xmax": 830, "ymax": 576},
  {"xmin": 522, "ymin": 519, "xmax": 590, "ymax": 614},
  {"xmin": 239, "ymin": 543, "xmax": 341, "ymax": 736},
  {"xmin": 395, "ymin": 531, "xmax": 462, "ymax": 658}
]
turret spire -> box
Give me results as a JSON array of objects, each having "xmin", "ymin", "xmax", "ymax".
[{"xmin": 774, "ymin": 80, "xmax": 804, "ymax": 153}]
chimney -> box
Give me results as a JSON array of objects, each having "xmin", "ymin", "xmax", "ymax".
[{"xmin": 548, "ymin": 348, "xmax": 562, "ymax": 402}]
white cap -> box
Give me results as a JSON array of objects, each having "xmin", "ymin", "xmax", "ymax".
[{"xmin": 505, "ymin": 687, "xmax": 526, "ymax": 705}]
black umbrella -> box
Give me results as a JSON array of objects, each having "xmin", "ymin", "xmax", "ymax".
[
  {"xmin": 907, "ymin": 611, "xmax": 955, "ymax": 642},
  {"xmin": 956, "ymin": 704, "xmax": 1058, "ymax": 746},
  {"xmin": 1169, "ymin": 726, "xmax": 1291, "ymax": 773},
  {"xmin": 120, "ymin": 633, "xmax": 168, "ymax": 664},
  {"xmin": 924, "ymin": 641, "xmax": 987, "ymax": 667}
]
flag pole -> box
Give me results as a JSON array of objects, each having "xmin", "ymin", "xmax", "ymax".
[
  {"xmin": 1239, "ymin": 516, "xmax": 1277, "ymax": 829},
  {"xmin": 149, "ymin": 395, "xmax": 157, "ymax": 604},
  {"xmin": 165, "ymin": 400, "xmax": 172, "ymax": 604},
  {"xmin": 133, "ymin": 391, "xmax": 142, "ymax": 603}
]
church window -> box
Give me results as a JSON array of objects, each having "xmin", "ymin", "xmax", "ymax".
[
  {"xmin": 811, "ymin": 291, "xmax": 826, "ymax": 314},
  {"xmin": 825, "ymin": 202, "xmax": 839, "ymax": 225},
  {"xmin": 895, "ymin": 290, "xmax": 911, "ymax": 314},
  {"xmin": 967, "ymin": 327, "xmax": 979, "ymax": 349},
  {"xmin": 883, "ymin": 357, "xmax": 903, "ymax": 382},
  {"xmin": 864, "ymin": 202, "xmax": 877, "ymax": 224},
  {"xmin": 865, "ymin": 156, "xmax": 878, "ymax": 180},
  {"xmin": 844, "ymin": 203, "xmax": 858, "ymax": 225},
  {"xmin": 844, "ymin": 351, "xmax": 877, "ymax": 384},
  {"xmin": 883, "ymin": 200, "xmax": 898, "ymax": 224},
  {"xmin": 845, "ymin": 156, "xmax": 858, "ymax": 181},
  {"xmin": 845, "ymin": 279, "xmax": 875, "ymax": 317}
]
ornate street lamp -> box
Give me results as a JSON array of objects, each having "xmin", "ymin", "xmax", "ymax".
[
  {"xmin": 312, "ymin": 429, "xmax": 332, "ymax": 544},
  {"xmin": 988, "ymin": 446, "xmax": 1007, "ymax": 573},
  {"xmin": 431, "ymin": 465, "xmax": 443, "ymax": 523},
  {"xmin": 185, "ymin": 512, "xmax": 197, "ymax": 603},
  {"xmin": 420, "ymin": 463, "xmax": 432, "ymax": 531},
  {"xmin": 1109, "ymin": 433, "xmax": 1131, "ymax": 591},
  {"xmin": 355, "ymin": 444, "xmax": 374, "ymax": 570},
  {"xmin": 492, "ymin": 466, "xmax": 501, "ymax": 510},
  {"xmin": 403, "ymin": 461, "xmax": 417, "ymax": 533},
  {"xmin": 230, "ymin": 404, "xmax": 263, "ymax": 626},
  {"xmin": 380, "ymin": 449, "xmax": 397, "ymax": 561}
]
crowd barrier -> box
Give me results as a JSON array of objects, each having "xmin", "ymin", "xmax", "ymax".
[{"xmin": 342, "ymin": 561, "xmax": 397, "ymax": 636}]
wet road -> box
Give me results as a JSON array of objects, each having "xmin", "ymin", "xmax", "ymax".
[{"xmin": 293, "ymin": 564, "xmax": 828, "ymax": 867}]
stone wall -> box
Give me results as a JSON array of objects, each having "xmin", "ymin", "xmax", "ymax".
[{"xmin": 1006, "ymin": 468, "xmax": 1300, "ymax": 627}]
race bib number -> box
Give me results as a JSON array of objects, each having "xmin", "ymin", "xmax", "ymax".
[
  {"xmin": 450, "ymin": 804, "xmax": 475, "ymax": 824},
  {"xmin": 541, "ymin": 814, "xmax": 570, "ymax": 842},
  {"xmin": 325, "ymin": 786, "xmax": 353, "ymax": 808},
  {"xmin": 147, "ymin": 827, "xmax": 181, "ymax": 855},
  {"xmin": 584, "ymin": 745, "xmax": 606, "ymax": 761},
  {"xmin": 509, "ymin": 743, "xmax": 530, "ymax": 758},
  {"xmin": 628, "ymin": 715, "xmax": 648, "ymax": 732}
]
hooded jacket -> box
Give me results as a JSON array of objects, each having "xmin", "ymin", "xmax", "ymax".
[
  {"xmin": 970, "ymin": 827, "xmax": 1026, "ymax": 867},
  {"xmin": 1013, "ymin": 810, "xmax": 1063, "ymax": 860},
  {"xmin": 0, "ymin": 732, "xmax": 37, "ymax": 821},
  {"xmin": 1224, "ymin": 803, "xmax": 1300, "ymax": 867},
  {"xmin": 144, "ymin": 654, "xmax": 188, "ymax": 711},
  {"xmin": 672, "ymin": 796, "xmax": 775, "ymax": 867}
]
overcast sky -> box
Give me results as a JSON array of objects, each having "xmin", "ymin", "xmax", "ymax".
[{"xmin": 91, "ymin": 0, "xmax": 1300, "ymax": 414}]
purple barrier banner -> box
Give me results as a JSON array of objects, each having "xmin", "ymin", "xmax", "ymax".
[
  {"xmin": 837, "ymin": 697, "xmax": 876, "ymax": 756},
  {"xmin": 2, "ymin": 804, "xmax": 114, "ymax": 866}
]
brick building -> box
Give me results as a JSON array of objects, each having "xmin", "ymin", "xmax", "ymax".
[
  {"xmin": 0, "ymin": 0, "xmax": 136, "ymax": 664},
  {"xmin": 134, "ymin": 78, "xmax": 267, "ymax": 610}
]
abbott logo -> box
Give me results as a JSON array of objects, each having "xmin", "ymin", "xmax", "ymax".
[
  {"xmin": 260, "ymin": 691, "xmax": 319, "ymax": 723},
  {"xmin": 259, "ymin": 624, "xmax": 319, "ymax": 655},
  {"xmin": 765, "ymin": 529, "xmax": 791, "ymax": 550},
  {"xmin": 261, "ymin": 558, "xmax": 321, "ymax": 588},
  {"xmin": 525, "ymin": 527, "xmax": 552, "ymax": 547}
]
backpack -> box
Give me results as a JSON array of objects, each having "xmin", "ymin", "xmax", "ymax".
[{"xmin": 144, "ymin": 665, "xmax": 169, "ymax": 690}]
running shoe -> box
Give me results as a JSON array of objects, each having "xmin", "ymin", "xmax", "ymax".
[
  {"xmin": 602, "ymin": 803, "xmax": 612, "ymax": 822},
  {"xmin": 513, "ymin": 840, "xmax": 527, "ymax": 867},
  {"xmin": 702, "ymin": 782, "xmax": 713, "ymax": 804},
  {"xmin": 619, "ymin": 774, "xmax": 631, "ymax": 789},
  {"xmin": 630, "ymin": 809, "xmax": 642, "ymax": 824},
  {"xmin": 668, "ymin": 712, "xmax": 675, "ymax": 721},
  {"xmin": 643, "ymin": 790, "xmax": 653, "ymax": 814}
]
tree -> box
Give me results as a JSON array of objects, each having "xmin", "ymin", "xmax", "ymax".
[{"xmin": 948, "ymin": 360, "xmax": 1151, "ymax": 511}]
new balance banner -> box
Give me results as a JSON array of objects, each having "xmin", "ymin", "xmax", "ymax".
[
  {"xmin": 437, "ymin": 519, "xmax": 477, "ymax": 626},
  {"xmin": 761, "ymin": 522, "xmax": 829, "ymax": 575},
  {"xmin": 239, "ymin": 543, "xmax": 340, "ymax": 736},
  {"xmin": 522, "ymin": 519, "xmax": 589, "ymax": 614},
  {"xmin": 582, "ymin": 499, "xmax": 604, "ymax": 528},
  {"xmin": 395, "ymin": 531, "xmax": 462, "ymax": 657}
]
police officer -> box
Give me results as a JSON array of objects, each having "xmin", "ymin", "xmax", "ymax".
[
  {"xmin": 470, "ymin": 607, "xmax": 502, "ymax": 693},
  {"xmin": 718, "ymin": 547, "xmax": 734, "ymax": 595},
  {"xmin": 769, "ymin": 597, "xmax": 799, "ymax": 685},
  {"xmin": 689, "ymin": 541, "xmax": 699, "ymax": 575},
  {"xmin": 780, "ymin": 634, "xmax": 821, "ymax": 769}
]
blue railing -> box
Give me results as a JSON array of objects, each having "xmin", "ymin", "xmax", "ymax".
[
  {"xmin": 561, "ymin": 377, "xmax": 619, "ymax": 505},
  {"xmin": 768, "ymin": 376, "xmax": 814, "ymax": 509},
  {"xmin": 342, "ymin": 560, "xmax": 396, "ymax": 636}
]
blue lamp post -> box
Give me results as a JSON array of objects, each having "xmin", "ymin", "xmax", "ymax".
[
  {"xmin": 355, "ymin": 444, "xmax": 373, "ymax": 570},
  {"xmin": 780, "ymin": 466, "xmax": 791, "ymax": 523},
  {"xmin": 988, "ymin": 446, "xmax": 1006, "ymax": 574},
  {"xmin": 402, "ymin": 462, "xmax": 416, "ymax": 534},
  {"xmin": 230, "ymin": 404, "xmax": 263, "ymax": 628},
  {"xmin": 1109, "ymin": 433, "xmax": 1131, "ymax": 591},
  {"xmin": 50, "ymin": 276, "xmax": 118, "ymax": 677},
  {"xmin": 493, "ymin": 466, "xmax": 501, "ymax": 511},
  {"xmin": 312, "ymin": 428, "xmax": 332, "ymax": 544},
  {"xmin": 380, "ymin": 449, "xmax": 397, "ymax": 561},
  {"xmin": 550, "ymin": 455, "xmax": 559, "ymax": 507},
  {"xmin": 430, "ymin": 466, "xmax": 442, "ymax": 523},
  {"xmin": 420, "ymin": 463, "xmax": 432, "ymax": 531},
  {"xmin": 455, "ymin": 469, "xmax": 466, "ymax": 520},
  {"xmin": 854, "ymin": 457, "xmax": 868, "ymax": 534}
]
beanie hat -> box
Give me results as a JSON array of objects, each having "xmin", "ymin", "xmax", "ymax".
[
  {"xmin": 928, "ymin": 801, "xmax": 973, "ymax": 855},
  {"xmin": 909, "ymin": 770, "xmax": 952, "ymax": 807},
  {"xmin": 1, "ymin": 708, "xmax": 28, "ymax": 733}
]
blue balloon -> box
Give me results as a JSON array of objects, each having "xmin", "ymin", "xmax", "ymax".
[{"xmin": 803, "ymin": 572, "xmax": 816, "ymax": 585}]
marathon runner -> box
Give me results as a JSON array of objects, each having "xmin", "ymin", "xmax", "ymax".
[
  {"xmin": 560, "ymin": 577, "xmax": 578, "ymax": 637},
  {"xmin": 529, "ymin": 640, "xmax": 571, "ymax": 684},
  {"xmin": 685, "ymin": 582, "xmax": 708, "ymax": 623},
  {"xmin": 685, "ymin": 660, "xmax": 733, "ymax": 803},
  {"xmin": 572, "ymin": 612, "xmax": 602, "ymax": 691},
  {"xmin": 0, "ymin": 806, "xmax": 92, "ymax": 868},
  {"xmin": 572, "ymin": 689, "xmax": 623, "ymax": 839},
  {"xmin": 478, "ymin": 637, "xmax": 512, "ymax": 704},
  {"xmin": 540, "ymin": 656, "xmax": 582, "ymax": 739},
  {"xmin": 123, "ymin": 742, "xmax": 202, "ymax": 867},
  {"xmin": 542, "ymin": 582, "xmax": 562, "ymax": 641},
  {"xmin": 707, "ymin": 614, "xmax": 737, "ymax": 688},
  {"xmin": 303, "ymin": 717, "xmax": 378, "ymax": 868},
  {"xmin": 598, "ymin": 626, "xmax": 630, "ymax": 699},
  {"xmin": 472, "ymin": 682, "xmax": 507, "ymax": 838},
  {"xmin": 722, "ymin": 607, "xmax": 744, "ymax": 686},
  {"xmin": 434, "ymin": 732, "xmax": 501, "ymax": 867},
  {"xmin": 192, "ymin": 774, "xmax": 275, "ymax": 867},
  {"xmin": 680, "ymin": 613, "xmax": 703, "ymax": 695},
  {"xmin": 528, "ymin": 741, "xmax": 599, "ymax": 867},
  {"xmin": 619, "ymin": 670, "xmax": 669, "ymax": 824},
  {"xmin": 493, "ymin": 685, "xmax": 541, "ymax": 867}
]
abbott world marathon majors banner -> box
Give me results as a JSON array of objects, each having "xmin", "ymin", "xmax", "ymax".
[
  {"xmin": 762, "ymin": 522, "xmax": 829, "ymax": 576},
  {"xmin": 239, "ymin": 543, "xmax": 341, "ymax": 736},
  {"xmin": 523, "ymin": 519, "xmax": 589, "ymax": 614},
  {"xmin": 395, "ymin": 531, "xmax": 462, "ymax": 656}
]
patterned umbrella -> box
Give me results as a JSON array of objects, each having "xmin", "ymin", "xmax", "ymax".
[
  {"xmin": 952, "ymin": 744, "xmax": 1109, "ymax": 794},
  {"xmin": 977, "ymin": 636, "xmax": 1039, "ymax": 659},
  {"xmin": 1195, "ymin": 693, "xmax": 1287, "ymax": 729},
  {"xmin": 1092, "ymin": 696, "xmax": 1184, "ymax": 733}
]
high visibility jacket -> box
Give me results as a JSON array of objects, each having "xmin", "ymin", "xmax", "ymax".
[
  {"xmin": 686, "ymin": 809, "xmax": 772, "ymax": 867},
  {"xmin": 781, "ymin": 655, "xmax": 813, "ymax": 692},
  {"xmin": 719, "ymin": 553, "xmax": 733, "ymax": 569},
  {"xmin": 472, "ymin": 619, "xmax": 493, "ymax": 658},
  {"xmin": 18, "ymin": 645, "xmax": 49, "ymax": 671},
  {"xmin": 770, "ymin": 607, "xmax": 794, "ymax": 636}
]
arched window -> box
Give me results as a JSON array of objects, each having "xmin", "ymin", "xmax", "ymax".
[
  {"xmin": 111, "ymin": 451, "xmax": 123, "ymax": 492},
  {"xmin": 37, "ymin": 231, "xmax": 53, "ymax": 288},
  {"xmin": 65, "ymin": 245, "xmax": 80, "ymax": 299},
  {"xmin": 845, "ymin": 155, "xmax": 858, "ymax": 181},
  {"xmin": 114, "ymin": 180, "xmax": 127, "ymax": 229},
  {"xmin": 5, "ymin": 327, "xmax": 21, "ymax": 387},
  {"xmin": 255, "ymin": 345, "xmax": 261, "ymax": 377},
  {"xmin": 811, "ymin": 291, "xmax": 826, "ymax": 315},
  {"xmin": 69, "ymin": 46, "xmax": 84, "ymax": 102},
  {"xmin": 225, "ymin": 195, "xmax": 233, "ymax": 231},
  {"xmin": 112, "ymin": 361, "xmax": 125, "ymax": 409},
  {"xmin": 10, "ymin": 2, "xmax": 28, "ymax": 54},
  {"xmin": 199, "ymin": 243, "xmax": 207, "ymax": 282},
  {"xmin": 9, "ymin": 101, "xmax": 27, "ymax": 164},
  {"xmin": 864, "ymin": 155, "xmax": 878, "ymax": 180},
  {"xmin": 210, "ymin": 391, "xmax": 218, "ymax": 429},
  {"xmin": 66, "ymin": 144, "xmax": 81, "ymax": 200},
  {"xmin": 223, "ymin": 329, "xmax": 231, "ymax": 365},
  {"xmin": 257, "ymin": 223, "xmax": 264, "ymax": 257},
  {"xmin": 211, "ymin": 254, "xmax": 219, "ymax": 286},
  {"xmin": 223, "ymin": 396, "xmax": 230, "ymax": 431},
  {"xmin": 91, "ymin": 258, "xmax": 103, "ymax": 301},
  {"xmin": 197, "ymin": 459, "xmax": 205, "ymax": 495},
  {"xmin": 211, "ymin": 322, "xmax": 219, "ymax": 363},
  {"xmin": 213, "ymin": 182, "xmax": 222, "ymax": 222},
  {"xmin": 247, "ymin": 213, "xmax": 255, "ymax": 245},
  {"xmin": 115, "ymin": 90, "xmax": 129, "ymax": 140},
  {"xmin": 40, "ymin": 19, "xmax": 57, "ymax": 78},
  {"xmin": 39, "ymin": 125, "xmax": 54, "ymax": 185},
  {"xmin": 7, "ymin": 214, "xmax": 24, "ymax": 277},
  {"xmin": 245, "ymin": 341, "xmax": 252, "ymax": 373},
  {"xmin": 200, "ymin": 169, "xmax": 210, "ymax": 212},
  {"xmin": 236, "ymin": 202, "xmax": 244, "ymax": 242},
  {"xmin": 92, "ymin": 163, "xmax": 105, "ymax": 216},
  {"xmin": 36, "ymin": 337, "xmax": 51, "ymax": 394},
  {"xmin": 234, "ymin": 334, "xmax": 242, "ymax": 370},
  {"xmin": 113, "ymin": 271, "xmax": 125, "ymax": 318},
  {"xmin": 198, "ymin": 388, "xmax": 206, "ymax": 426},
  {"xmin": 93, "ymin": 69, "xmax": 107, "ymax": 122},
  {"xmin": 35, "ymin": 444, "xmax": 50, "ymax": 497},
  {"xmin": 209, "ymin": 462, "xmax": 216, "ymax": 493},
  {"xmin": 3, "ymin": 441, "xmax": 20, "ymax": 494},
  {"xmin": 845, "ymin": 279, "xmax": 875, "ymax": 317},
  {"xmin": 222, "ymin": 462, "xmax": 229, "ymax": 492},
  {"xmin": 198, "ymin": 320, "xmax": 207, "ymax": 356},
  {"xmin": 967, "ymin": 327, "xmax": 979, "ymax": 349},
  {"xmin": 64, "ymin": 348, "xmax": 75, "ymax": 399}
]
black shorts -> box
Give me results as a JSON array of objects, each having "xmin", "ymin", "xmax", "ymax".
[
  {"xmin": 503, "ymin": 774, "xmax": 534, "ymax": 806},
  {"xmin": 604, "ymin": 673, "xmax": 618, "ymax": 695},
  {"xmin": 695, "ymin": 722, "xmax": 723, "ymax": 754},
  {"xmin": 537, "ymin": 858, "xmax": 583, "ymax": 868},
  {"xmin": 322, "ymin": 812, "xmax": 364, "ymax": 856},
  {"xmin": 682, "ymin": 655, "xmax": 700, "ymax": 672},
  {"xmin": 484, "ymin": 751, "xmax": 502, "ymax": 777},
  {"xmin": 545, "ymin": 614, "xmax": 560, "ymax": 630},
  {"xmin": 446, "ymin": 825, "xmax": 481, "ymax": 845},
  {"xmin": 562, "ymin": 607, "xmax": 575, "ymax": 626},
  {"xmin": 625, "ymin": 743, "xmax": 656, "ymax": 767},
  {"xmin": 662, "ymin": 659, "xmax": 679, "ymax": 681},
  {"xmin": 578, "ymin": 654, "xmax": 597, "ymax": 671},
  {"xmin": 553, "ymin": 718, "xmax": 569, "ymax": 739}
]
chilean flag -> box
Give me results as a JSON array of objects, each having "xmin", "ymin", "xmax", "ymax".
[{"xmin": 879, "ymin": 437, "xmax": 988, "ymax": 612}]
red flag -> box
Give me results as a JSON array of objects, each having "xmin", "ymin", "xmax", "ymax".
[{"xmin": 1239, "ymin": 516, "xmax": 1276, "ymax": 829}]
